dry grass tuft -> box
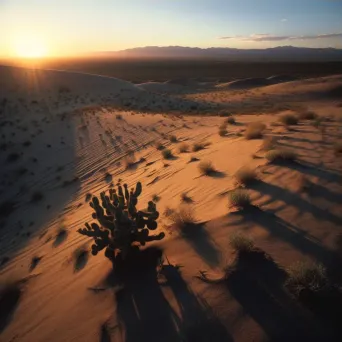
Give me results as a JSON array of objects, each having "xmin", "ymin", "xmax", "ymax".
[
  {"xmin": 235, "ymin": 167, "xmax": 257, "ymax": 186},
  {"xmin": 225, "ymin": 116, "xmax": 236, "ymax": 125},
  {"xmin": 162, "ymin": 148, "xmax": 173, "ymax": 159},
  {"xmin": 286, "ymin": 261, "xmax": 328, "ymax": 297},
  {"xmin": 178, "ymin": 142, "xmax": 189, "ymax": 153},
  {"xmin": 155, "ymin": 142, "xmax": 165, "ymax": 150},
  {"xmin": 261, "ymin": 136, "xmax": 277, "ymax": 151},
  {"xmin": 192, "ymin": 142, "xmax": 205, "ymax": 152},
  {"xmin": 279, "ymin": 113, "xmax": 298, "ymax": 126},
  {"xmin": 218, "ymin": 127, "xmax": 228, "ymax": 137},
  {"xmin": 229, "ymin": 233, "xmax": 255, "ymax": 254},
  {"xmin": 229, "ymin": 189, "xmax": 251, "ymax": 209},
  {"xmin": 169, "ymin": 135, "xmax": 178, "ymax": 143},
  {"xmin": 123, "ymin": 154, "xmax": 136, "ymax": 169},
  {"xmin": 169, "ymin": 205, "xmax": 197, "ymax": 235},
  {"xmin": 198, "ymin": 160, "xmax": 216, "ymax": 175},
  {"xmin": 244, "ymin": 122, "xmax": 266, "ymax": 140},
  {"xmin": 265, "ymin": 149, "xmax": 296, "ymax": 163}
]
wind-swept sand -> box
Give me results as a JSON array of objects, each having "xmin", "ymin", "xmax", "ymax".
[{"xmin": 0, "ymin": 65, "xmax": 342, "ymax": 342}]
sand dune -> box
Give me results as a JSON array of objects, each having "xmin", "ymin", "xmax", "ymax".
[{"xmin": 1, "ymin": 65, "xmax": 342, "ymax": 342}]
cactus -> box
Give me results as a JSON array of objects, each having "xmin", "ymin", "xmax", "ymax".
[{"xmin": 77, "ymin": 181, "xmax": 165, "ymax": 265}]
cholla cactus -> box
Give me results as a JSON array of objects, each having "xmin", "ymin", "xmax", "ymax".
[{"xmin": 77, "ymin": 181, "xmax": 165, "ymax": 263}]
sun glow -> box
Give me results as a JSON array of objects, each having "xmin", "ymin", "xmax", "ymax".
[{"xmin": 12, "ymin": 35, "xmax": 48, "ymax": 58}]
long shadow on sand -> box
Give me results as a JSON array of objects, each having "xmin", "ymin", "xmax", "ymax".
[
  {"xmin": 222, "ymin": 250, "xmax": 336, "ymax": 341},
  {"xmin": 250, "ymin": 179, "xmax": 342, "ymax": 226},
  {"xmin": 105, "ymin": 247, "xmax": 231, "ymax": 342},
  {"xmin": 179, "ymin": 223, "xmax": 221, "ymax": 267},
  {"xmin": 229, "ymin": 205, "xmax": 336, "ymax": 267}
]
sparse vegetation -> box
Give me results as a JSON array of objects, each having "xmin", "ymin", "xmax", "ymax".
[
  {"xmin": 279, "ymin": 113, "xmax": 298, "ymax": 126},
  {"xmin": 178, "ymin": 142, "xmax": 189, "ymax": 153},
  {"xmin": 261, "ymin": 136, "xmax": 277, "ymax": 151},
  {"xmin": 218, "ymin": 127, "xmax": 228, "ymax": 137},
  {"xmin": 286, "ymin": 261, "xmax": 328, "ymax": 297},
  {"xmin": 225, "ymin": 116, "xmax": 236, "ymax": 125},
  {"xmin": 192, "ymin": 142, "xmax": 205, "ymax": 152},
  {"xmin": 181, "ymin": 192, "xmax": 193, "ymax": 203},
  {"xmin": 116, "ymin": 114, "xmax": 123, "ymax": 120},
  {"xmin": 229, "ymin": 233, "xmax": 255, "ymax": 254},
  {"xmin": 235, "ymin": 167, "xmax": 257, "ymax": 186},
  {"xmin": 162, "ymin": 148, "xmax": 173, "ymax": 159},
  {"xmin": 265, "ymin": 149, "xmax": 296, "ymax": 163},
  {"xmin": 123, "ymin": 154, "xmax": 136, "ymax": 169},
  {"xmin": 198, "ymin": 160, "xmax": 215, "ymax": 175},
  {"xmin": 168, "ymin": 205, "xmax": 197, "ymax": 235},
  {"xmin": 244, "ymin": 122, "xmax": 266, "ymax": 139},
  {"xmin": 229, "ymin": 189, "xmax": 251, "ymax": 209},
  {"xmin": 169, "ymin": 135, "xmax": 177, "ymax": 143},
  {"xmin": 155, "ymin": 142, "xmax": 165, "ymax": 150}
]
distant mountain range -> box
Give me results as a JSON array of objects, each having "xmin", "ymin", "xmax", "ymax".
[{"xmin": 94, "ymin": 46, "xmax": 342, "ymax": 61}]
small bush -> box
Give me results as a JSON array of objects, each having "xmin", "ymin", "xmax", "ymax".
[
  {"xmin": 229, "ymin": 189, "xmax": 251, "ymax": 209},
  {"xmin": 219, "ymin": 111, "xmax": 232, "ymax": 117},
  {"xmin": 169, "ymin": 205, "xmax": 197, "ymax": 234},
  {"xmin": 229, "ymin": 233, "xmax": 255, "ymax": 253},
  {"xmin": 244, "ymin": 122, "xmax": 266, "ymax": 140},
  {"xmin": 155, "ymin": 142, "xmax": 165, "ymax": 150},
  {"xmin": 116, "ymin": 114, "xmax": 123, "ymax": 120},
  {"xmin": 192, "ymin": 142, "xmax": 205, "ymax": 152},
  {"xmin": 181, "ymin": 192, "xmax": 193, "ymax": 203},
  {"xmin": 225, "ymin": 116, "xmax": 236, "ymax": 125},
  {"xmin": 162, "ymin": 148, "xmax": 173, "ymax": 159},
  {"xmin": 265, "ymin": 149, "xmax": 296, "ymax": 163},
  {"xmin": 123, "ymin": 155, "xmax": 136, "ymax": 169},
  {"xmin": 178, "ymin": 142, "xmax": 189, "ymax": 153},
  {"xmin": 286, "ymin": 261, "xmax": 328, "ymax": 297},
  {"xmin": 261, "ymin": 136, "xmax": 277, "ymax": 151},
  {"xmin": 198, "ymin": 160, "xmax": 215, "ymax": 175},
  {"xmin": 169, "ymin": 135, "xmax": 177, "ymax": 143},
  {"xmin": 298, "ymin": 111, "xmax": 317, "ymax": 120},
  {"xmin": 279, "ymin": 113, "xmax": 298, "ymax": 126},
  {"xmin": 235, "ymin": 167, "xmax": 257, "ymax": 186},
  {"xmin": 218, "ymin": 127, "xmax": 228, "ymax": 137}
]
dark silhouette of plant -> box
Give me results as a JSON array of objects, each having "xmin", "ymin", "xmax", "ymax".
[{"xmin": 77, "ymin": 181, "xmax": 165, "ymax": 267}]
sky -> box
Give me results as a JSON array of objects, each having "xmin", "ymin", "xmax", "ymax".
[{"xmin": 1, "ymin": 0, "xmax": 342, "ymax": 58}]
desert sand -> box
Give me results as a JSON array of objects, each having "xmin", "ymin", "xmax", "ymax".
[{"xmin": 0, "ymin": 65, "xmax": 342, "ymax": 342}]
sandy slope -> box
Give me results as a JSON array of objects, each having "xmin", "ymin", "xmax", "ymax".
[{"xmin": 0, "ymin": 66, "xmax": 342, "ymax": 342}]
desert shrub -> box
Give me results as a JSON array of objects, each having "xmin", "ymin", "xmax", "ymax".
[
  {"xmin": 219, "ymin": 122, "xmax": 227, "ymax": 130},
  {"xmin": 218, "ymin": 127, "xmax": 228, "ymax": 137},
  {"xmin": 181, "ymin": 192, "xmax": 193, "ymax": 203},
  {"xmin": 298, "ymin": 110, "xmax": 317, "ymax": 120},
  {"xmin": 334, "ymin": 143, "xmax": 342, "ymax": 155},
  {"xmin": 286, "ymin": 261, "xmax": 328, "ymax": 297},
  {"xmin": 31, "ymin": 191, "xmax": 43, "ymax": 202},
  {"xmin": 279, "ymin": 113, "xmax": 298, "ymax": 126},
  {"xmin": 261, "ymin": 136, "xmax": 277, "ymax": 151},
  {"xmin": 169, "ymin": 135, "xmax": 177, "ymax": 143},
  {"xmin": 198, "ymin": 160, "xmax": 215, "ymax": 175},
  {"xmin": 229, "ymin": 233, "xmax": 255, "ymax": 253},
  {"xmin": 225, "ymin": 116, "xmax": 236, "ymax": 125},
  {"xmin": 152, "ymin": 194, "xmax": 160, "ymax": 202},
  {"xmin": 168, "ymin": 205, "xmax": 196, "ymax": 235},
  {"xmin": 189, "ymin": 156, "xmax": 199, "ymax": 163},
  {"xmin": 162, "ymin": 148, "xmax": 173, "ymax": 159},
  {"xmin": 30, "ymin": 255, "xmax": 43, "ymax": 271},
  {"xmin": 244, "ymin": 122, "xmax": 266, "ymax": 140},
  {"xmin": 265, "ymin": 149, "xmax": 296, "ymax": 163},
  {"xmin": 155, "ymin": 142, "xmax": 165, "ymax": 150},
  {"xmin": 77, "ymin": 181, "xmax": 164, "ymax": 265},
  {"xmin": 229, "ymin": 189, "xmax": 251, "ymax": 209},
  {"xmin": 178, "ymin": 142, "xmax": 189, "ymax": 153},
  {"xmin": 123, "ymin": 154, "xmax": 136, "ymax": 169},
  {"xmin": 192, "ymin": 142, "xmax": 205, "ymax": 152},
  {"xmin": 116, "ymin": 114, "xmax": 123, "ymax": 120},
  {"xmin": 235, "ymin": 167, "xmax": 257, "ymax": 186},
  {"xmin": 73, "ymin": 246, "xmax": 89, "ymax": 271}
]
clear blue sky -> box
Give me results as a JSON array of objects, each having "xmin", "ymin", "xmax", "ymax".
[{"xmin": 1, "ymin": 0, "xmax": 342, "ymax": 57}]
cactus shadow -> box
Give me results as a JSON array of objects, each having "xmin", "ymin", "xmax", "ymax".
[{"xmin": 105, "ymin": 247, "xmax": 232, "ymax": 342}]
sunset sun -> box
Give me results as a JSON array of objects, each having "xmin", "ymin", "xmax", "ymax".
[{"xmin": 13, "ymin": 35, "xmax": 48, "ymax": 58}]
